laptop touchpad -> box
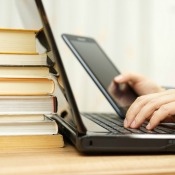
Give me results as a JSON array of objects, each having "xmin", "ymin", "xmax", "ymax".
[{"xmin": 81, "ymin": 115, "xmax": 109, "ymax": 133}]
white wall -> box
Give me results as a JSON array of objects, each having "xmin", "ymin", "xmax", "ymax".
[
  {"xmin": 0, "ymin": 0, "xmax": 175, "ymax": 112},
  {"xmin": 152, "ymin": 0, "xmax": 175, "ymax": 86}
]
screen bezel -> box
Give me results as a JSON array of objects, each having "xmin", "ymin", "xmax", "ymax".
[{"xmin": 62, "ymin": 34, "xmax": 138, "ymax": 118}]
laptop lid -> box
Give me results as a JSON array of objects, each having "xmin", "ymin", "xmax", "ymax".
[{"xmin": 35, "ymin": 0, "xmax": 87, "ymax": 134}]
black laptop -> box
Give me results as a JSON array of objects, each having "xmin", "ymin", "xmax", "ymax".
[{"xmin": 35, "ymin": 0, "xmax": 175, "ymax": 153}]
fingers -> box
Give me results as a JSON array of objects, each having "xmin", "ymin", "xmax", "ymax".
[
  {"xmin": 114, "ymin": 73, "xmax": 143, "ymax": 84},
  {"xmin": 146, "ymin": 101, "xmax": 175, "ymax": 129},
  {"xmin": 114, "ymin": 73, "xmax": 165, "ymax": 96},
  {"xmin": 124, "ymin": 89, "xmax": 175, "ymax": 130},
  {"xmin": 124, "ymin": 93, "xmax": 162, "ymax": 128}
]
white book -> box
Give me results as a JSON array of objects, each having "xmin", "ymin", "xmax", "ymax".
[
  {"xmin": 0, "ymin": 96, "xmax": 57, "ymax": 114},
  {"xmin": 0, "ymin": 117, "xmax": 58, "ymax": 135}
]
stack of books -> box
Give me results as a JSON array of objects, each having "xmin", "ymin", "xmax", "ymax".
[{"xmin": 0, "ymin": 28, "xmax": 64, "ymax": 149}]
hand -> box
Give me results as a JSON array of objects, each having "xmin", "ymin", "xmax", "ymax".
[
  {"xmin": 124, "ymin": 89, "xmax": 175, "ymax": 130},
  {"xmin": 114, "ymin": 72, "xmax": 164, "ymax": 96},
  {"xmin": 114, "ymin": 72, "xmax": 175, "ymax": 130}
]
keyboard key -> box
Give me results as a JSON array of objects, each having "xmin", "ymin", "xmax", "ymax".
[
  {"xmin": 127, "ymin": 128, "xmax": 144, "ymax": 134},
  {"xmin": 153, "ymin": 128, "xmax": 167, "ymax": 134},
  {"xmin": 140, "ymin": 127, "xmax": 157, "ymax": 134},
  {"xmin": 156, "ymin": 126, "xmax": 174, "ymax": 134},
  {"xmin": 142, "ymin": 123, "xmax": 173, "ymax": 134}
]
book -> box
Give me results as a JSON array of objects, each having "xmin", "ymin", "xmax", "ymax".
[
  {"xmin": 0, "ymin": 116, "xmax": 64, "ymax": 149},
  {"xmin": 0, "ymin": 134, "xmax": 64, "ymax": 149},
  {"xmin": 0, "ymin": 116, "xmax": 58, "ymax": 135},
  {"xmin": 0, "ymin": 28, "xmax": 39, "ymax": 54},
  {"xmin": 0, "ymin": 114, "xmax": 45, "ymax": 122},
  {"xmin": 0, "ymin": 78, "xmax": 54, "ymax": 95},
  {"xmin": 0, "ymin": 96, "xmax": 57, "ymax": 114},
  {"xmin": 0, "ymin": 67, "xmax": 50, "ymax": 78},
  {"xmin": 0, "ymin": 53, "xmax": 54, "ymax": 66},
  {"xmin": 57, "ymin": 76, "xmax": 64, "ymax": 89}
]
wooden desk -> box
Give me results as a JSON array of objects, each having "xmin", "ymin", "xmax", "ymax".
[{"xmin": 0, "ymin": 141, "xmax": 175, "ymax": 175}]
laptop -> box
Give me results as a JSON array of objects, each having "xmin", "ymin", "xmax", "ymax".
[{"xmin": 35, "ymin": 0, "xmax": 175, "ymax": 153}]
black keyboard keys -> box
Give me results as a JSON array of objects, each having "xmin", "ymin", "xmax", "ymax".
[{"xmin": 83, "ymin": 113, "xmax": 174, "ymax": 135}]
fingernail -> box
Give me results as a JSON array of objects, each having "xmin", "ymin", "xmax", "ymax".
[
  {"xmin": 131, "ymin": 120, "xmax": 136, "ymax": 128},
  {"xmin": 124, "ymin": 119, "xmax": 128, "ymax": 127},
  {"xmin": 146, "ymin": 123, "xmax": 151, "ymax": 130},
  {"xmin": 114, "ymin": 75, "xmax": 123, "ymax": 81}
]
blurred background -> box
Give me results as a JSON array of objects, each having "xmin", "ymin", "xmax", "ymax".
[{"xmin": 0, "ymin": 0, "xmax": 175, "ymax": 113}]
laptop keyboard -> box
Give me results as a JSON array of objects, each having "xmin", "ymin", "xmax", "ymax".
[{"xmin": 83, "ymin": 113, "xmax": 175, "ymax": 134}]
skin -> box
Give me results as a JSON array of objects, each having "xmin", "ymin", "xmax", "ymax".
[{"xmin": 114, "ymin": 73, "xmax": 175, "ymax": 130}]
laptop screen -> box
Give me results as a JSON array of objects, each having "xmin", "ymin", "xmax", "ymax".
[{"xmin": 62, "ymin": 34, "xmax": 138, "ymax": 118}]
